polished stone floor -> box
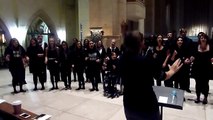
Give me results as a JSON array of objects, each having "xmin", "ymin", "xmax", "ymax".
[{"xmin": 0, "ymin": 67, "xmax": 213, "ymax": 120}]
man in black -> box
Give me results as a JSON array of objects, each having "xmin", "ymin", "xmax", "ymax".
[{"xmin": 179, "ymin": 28, "xmax": 193, "ymax": 93}]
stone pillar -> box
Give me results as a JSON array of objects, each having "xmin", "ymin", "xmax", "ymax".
[
  {"xmin": 117, "ymin": 0, "xmax": 127, "ymax": 35},
  {"xmin": 77, "ymin": 0, "xmax": 90, "ymax": 41},
  {"xmin": 139, "ymin": 19, "xmax": 144, "ymax": 34},
  {"xmin": 145, "ymin": 0, "xmax": 155, "ymax": 35},
  {"xmin": 65, "ymin": 0, "xmax": 78, "ymax": 44}
]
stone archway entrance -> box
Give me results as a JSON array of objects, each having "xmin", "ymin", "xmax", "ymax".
[{"xmin": 26, "ymin": 17, "xmax": 54, "ymax": 47}]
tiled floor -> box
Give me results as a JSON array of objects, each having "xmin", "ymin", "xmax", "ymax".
[{"xmin": 0, "ymin": 67, "xmax": 213, "ymax": 120}]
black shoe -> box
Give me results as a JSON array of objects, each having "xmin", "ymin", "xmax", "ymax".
[
  {"xmin": 194, "ymin": 99, "xmax": 200, "ymax": 103},
  {"xmin": 90, "ymin": 88, "xmax": 95, "ymax": 91},
  {"xmin": 82, "ymin": 86, "xmax": 85, "ymax": 89},
  {"xmin": 55, "ymin": 86, "xmax": 59, "ymax": 89},
  {"xmin": 202, "ymin": 98, "xmax": 208, "ymax": 104},
  {"xmin": 12, "ymin": 91, "xmax": 19, "ymax": 94},
  {"xmin": 96, "ymin": 88, "xmax": 99, "ymax": 91},
  {"xmin": 41, "ymin": 87, "xmax": 45, "ymax": 90},
  {"xmin": 186, "ymin": 89, "xmax": 191, "ymax": 93},
  {"xmin": 20, "ymin": 89, "xmax": 26, "ymax": 92},
  {"xmin": 33, "ymin": 88, "xmax": 37, "ymax": 91},
  {"xmin": 76, "ymin": 88, "xmax": 81, "ymax": 90},
  {"xmin": 49, "ymin": 87, "xmax": 55, "ymax": 91}
]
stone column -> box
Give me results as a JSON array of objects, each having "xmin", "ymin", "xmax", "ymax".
[
  {"xmin": 145, "ymin": 0, "xmax": 155, "ymax": 35},
  {"xmin": 139, "ymin": 19, "xmax": 145, "ymax": 34},
  {"xmin": 77, "ymin": 0, "xmax": 90, "ymax": 41}
]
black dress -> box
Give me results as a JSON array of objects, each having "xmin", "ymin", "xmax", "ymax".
[
  {"xmin": 5, "ymin": 46, "xmax": 26, "ymax": 86},
  {"xmin": 192, "ymin": 46, "xmax": 213, "ymax": 96}
]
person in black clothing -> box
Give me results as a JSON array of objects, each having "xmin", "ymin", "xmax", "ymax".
[
  {"xmin": 191, "ymin": 33, "xmax": 213, "ymax": 104},
  {"xmin": 69, "ymin": 38, "xmax": 78, "ymax": 82},
  {"xmin": 96, "ymin": 40, "xmax": 106, "ymax": 83},
  {"xmin": 27, "ymin": 38, "xmax": 45, "ymax": 90},
  {"xmin": 45, "ymin": 37, "xmax": 60, "ymax": 90},
  {"xmin": 5, "ymin": 38, "xmax": 27, "ymax": 93},
  {"xmin": 120, "ymin": 31, "xmax": 182, "ymax": 120},
  {"xmin": 153, "ymin": 34, "xmax": 168, "ymax": 86},
  {"xmin": 179, "ymin": 28, "xmax": 193, "ymax": 93},
  {"xmin": 73, "ymin": 41, "xmax": 85, "ymax": 90},
  {"xmin": 85, "ymin": 40, "xmax": 101, "ymax": 91},
  {"xmin": 37, "ymin": 35, "xmax": 48, "ymax": 83},
  {"xmin": 106, "ymin": 39, "xmax": 120, "ymax": 58},
  {"xmin": 83, "ymin": 39, "xmax": 90, "ymax": 82},
  {"xmin": 59, "ymin": 41, "xmax": 72, "ymax": 90},
  {"xmin": 106, "ymin": 52, "xmax": 119, "ymax": 98}
]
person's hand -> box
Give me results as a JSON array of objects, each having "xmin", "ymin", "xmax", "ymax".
[
  {"xmin": 169, "ymin": 58, "xmax": 183, "ymax": 73},
  {"xmin": 162, "ymin": 63, "xmax": 167, "ymax": 68},
  {"xmin": 26, "ymin": 56, "xmax": 29, "ymax": 61},
  {"xmin": 102, "ymin": 66, "xmax": 106, "ymax": 70},
  {"xmin": 44, "ymin": 57, "xmax": 48, "ymax": 64},
  {"xmin": 171, "ymin": 50, "xmax": 177, "ymax": 61},
  {"xmin": 165, "ymin": 58, "xmax": 183, "ymax": 80},
  {"xmin": 153, "ymin": 53, "xmax": 157, "ymax": 59},
  {"xmin": 113, "ymin": 65, "xmax": 116, "ymax": 69},
  {"xmin": 85, "ymin": 57, "xmax": 88, "ymax": 61},
  {"xmin": 5, "ymin": 55, "xmax": 10, "ymax": 61},
  {"xmin": 96, "ymin": 59, "xmax": 100, "ymax": 63},
  {"xmin": 184, "ymin": 58, "xmax": 190, "ymax": 64},
  {"xmin": 190, "ymin": 56, "xmax": 195, "ymax": 62}
]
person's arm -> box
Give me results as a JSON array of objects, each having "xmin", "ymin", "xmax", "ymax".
[
  {"xmin": 162, "ymin": 51, "xmax": 171, "ymax": 68},
  {"xmin": 44, "ymin": 47, "xmax": 48, "ymax": 64}
]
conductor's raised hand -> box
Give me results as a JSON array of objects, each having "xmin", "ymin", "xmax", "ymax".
[
  {"xmin": 165, "ymin": 58, "xmax": 183, "ymax": 80},
  {"xmin": 169, "ymin": 58, "xmax": 183, "ymax": 73}
]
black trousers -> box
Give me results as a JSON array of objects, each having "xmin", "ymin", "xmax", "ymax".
[
  {"xmin": 195, "ymin": 76, "xmax": 209, "ymax": 97},
  {"xmin": 33, "ymin": 72, "xmax": 45, "ymax": 88},
  {"xmin": 77, "ymin": 70, "xmax": 85, "ymax": 88},
  {"xmin": 61, "ymin": 70, "xmax": 71, "ymax": 88},
  {"xmin": 182, "ymin": 65, "xmax": 191, "ymax": 90},
  {"xmin": 88, "ymin": 69, "xmax": 99, "ymax": 89}
]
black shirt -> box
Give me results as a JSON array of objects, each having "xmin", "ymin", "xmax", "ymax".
[{"xmin": 120, "ymin": 54, "xmax": 163, "ymax": 112}]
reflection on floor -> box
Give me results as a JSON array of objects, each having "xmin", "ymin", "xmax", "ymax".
[{"xmin": 0, "ymin": 68, "xmax": 213, "ymax": 120}]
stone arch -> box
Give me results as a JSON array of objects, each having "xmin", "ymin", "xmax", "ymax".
[
  {"xmin": 27, "ymin": 9, "xmax": 58, "ymax": 38},
  {"xmin": 0, "ymin": 18, "xmax": 12, "ymax": 43}
]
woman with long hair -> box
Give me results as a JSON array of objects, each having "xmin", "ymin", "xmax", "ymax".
[
  {"xmin": 45, "ymin": 37, "xmax": 60, "ymax": 90},
  {"xmin": 5, "ymin": 38, "xmax": 27, "ymax": 93},
  {"xmin": 27, "ymin": 38, "xmax": 45, "ymax": 90},
  {"xmin": 191, "ymin": 33, "xmax": 213, "ymax": 104}
]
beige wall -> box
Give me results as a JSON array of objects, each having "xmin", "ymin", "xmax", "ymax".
[
  {"xmin": 89, "ymin": 0, "xmax": 127, "ymax": 47},
  {"xmin": 0, "ymin": 0, "xmax": 77, "ymax": 46},
  {"xmin": 89, "ymin": 0, "xmax": 126, "ymax": 36}
]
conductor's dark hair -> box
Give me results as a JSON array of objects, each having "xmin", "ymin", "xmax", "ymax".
[{"xmin": 124, "ymin": 31, "xmax": 144, "ymax": 54}]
